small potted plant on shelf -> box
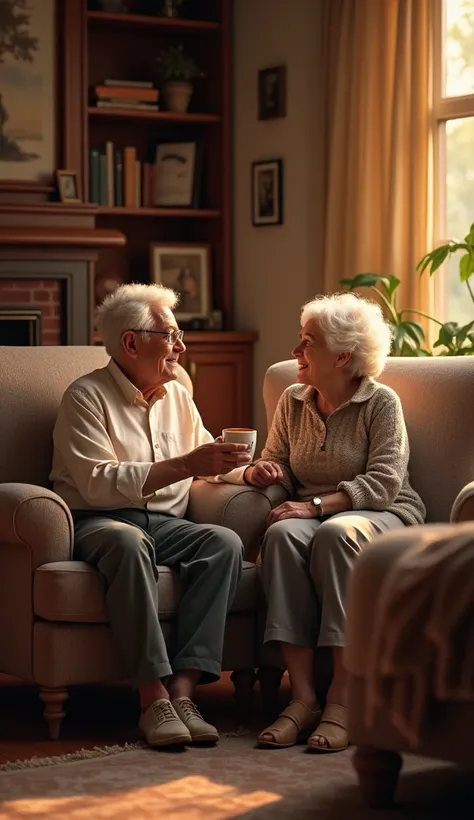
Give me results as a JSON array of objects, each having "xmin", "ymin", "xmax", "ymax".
[
  {"xmin": 148, "ymin": 0, "xmax": 186, "ymax": 18},
  {"xmin": 155, "ymin": 44, "xmax": 204, "ymax": 113}
]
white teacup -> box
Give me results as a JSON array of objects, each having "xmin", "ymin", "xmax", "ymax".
[{"xmin": 222, "ymin": 427, "xmax": 257, "ymax": 460}]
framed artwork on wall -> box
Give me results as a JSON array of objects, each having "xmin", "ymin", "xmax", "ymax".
[
  {"xmin": 258, "ymin": 65, "xmax": 287, "ymax": 120},
  {"xmin": 150, "ymin": 243, "xmax": 212, "ymax": 322},
  {"xmin": 0, "ymin": 0, "xmax": 56, "ymax": 186},
  {"xmin": 251, "ymin": 159, "xmax": 284, "ymax": 227}
]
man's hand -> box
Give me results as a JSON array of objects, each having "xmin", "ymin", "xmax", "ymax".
[
  {"xmin": 266, "ymin": 500, "xmax": 316, "ymax": 527},
  {"xmin": 184, "ymin": 441, "xmax": 252, "ymax": 477},
  {"xmin": 245, "ymin": 461, "xmax": 284, "ymax": 488}
]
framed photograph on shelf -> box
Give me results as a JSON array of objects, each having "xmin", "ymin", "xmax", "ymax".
[
  {"xmin": 258, "ymin": 65, "xmax": 287, "ymax": 120},
  {"xmin": 150, "ymin": 243, "xmax": 212, "ymax": 322},
  {"xmin": 251, "ymin": 159, "xmax": 283, "ymax": 227},
  {"xmin": 56, "ymin": 169, "xmax": 81, "ymax": 203},
  {"xmin": 154, "ymin": 142, "xmax": 201, "ymax": 208}
]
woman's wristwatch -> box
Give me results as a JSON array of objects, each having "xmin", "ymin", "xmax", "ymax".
[{"xmin": 311, "ymin": 496, "xmax": 324, "ymax": 517}]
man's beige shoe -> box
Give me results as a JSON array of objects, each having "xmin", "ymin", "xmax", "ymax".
[
  {"xmin": 172, "ymin": 696, "xmax": 219, "ymax": 743},
  {"xmin": 139, "ymin": 698, "xmax": 191, "ymax": 747}
]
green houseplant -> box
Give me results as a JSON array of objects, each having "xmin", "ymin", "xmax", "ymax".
[
  {"xmin": 155, "ymin": 44, "xmax": 203, "ymax": 113},
  {"xmin": 341, "ymin": 261, "xmax": 473, "ymax": 357},
  {"xmin": 340, "ymin": 273, "xmax": 434, "ymax": 356},
  {"xmin": 340, "ymin": 221, "xmax": 474, "ymax": 356}
]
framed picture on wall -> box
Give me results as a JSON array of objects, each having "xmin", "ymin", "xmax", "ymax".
[
  {"xmin": 251, "ymin": 159, "xmax": 283, "ymax": 227},
  {"xmin": 258, "ymin": 65, "xmax": 287, "ymax": 120},
  {"xmin": 150, "ymin": 243, "xmax": 212, "ymax": 321}
]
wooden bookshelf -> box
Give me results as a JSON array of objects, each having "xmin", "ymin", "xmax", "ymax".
[
  {"xmin": 95, "ymin": 206, "xmax": 221, "ymax": 217},
  {"xmin": 84, "ymin": 0, "xmax": 233, "ymax": 327},
  {"xmin": 88, "ymin": 108, "xmax": 221, "ymax": 123}
]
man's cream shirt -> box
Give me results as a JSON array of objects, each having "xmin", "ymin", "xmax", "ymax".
[{"xmin": 50, "ymin": 359, "xmax": 214, "ymax": 517}]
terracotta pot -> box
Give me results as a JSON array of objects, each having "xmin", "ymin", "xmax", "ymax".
[{"xmin": 163, "ymin": 81, "xmax": 193, "ymax": 113}]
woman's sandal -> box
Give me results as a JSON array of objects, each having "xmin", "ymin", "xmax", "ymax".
[
  {"xmin": 258, "ymin": 700, "xmax": 321, "ymax": 749},
  {"xmin": 306, "ymin": 703, "xmax": 348, "ymax": 753}
]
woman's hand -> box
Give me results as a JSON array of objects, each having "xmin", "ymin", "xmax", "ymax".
[
  {"xmin": 245, "ymin": 460, "xmax": 283, "ymax": 488},
  {"xmin": 266, "ymin": 500, "xmax": 316, "ymax": 527}
]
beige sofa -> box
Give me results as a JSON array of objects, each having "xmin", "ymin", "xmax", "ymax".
[
  {"xmin": 0, "ymin": 346, "xmax": 283, "ymax": 738},
  {"xmin": 1, "ymin": 348, "xmax": 473, "ymax": 742}
]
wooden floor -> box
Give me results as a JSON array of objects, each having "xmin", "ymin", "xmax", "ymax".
[{"xmin": 0, "ymin": 673, "xmax": 287, "ymax": 765}]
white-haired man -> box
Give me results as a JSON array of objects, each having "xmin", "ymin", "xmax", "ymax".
[{"xmin": 50, "ymin": 283, "xmax": 251, "ymax": 748}]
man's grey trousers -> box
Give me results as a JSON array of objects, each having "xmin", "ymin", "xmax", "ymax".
[{"xmin": 73, "ymin": 509, "xmax": 243, "ymax": 687}]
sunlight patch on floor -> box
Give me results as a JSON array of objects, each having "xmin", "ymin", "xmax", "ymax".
[{"xmin": 0, "ymin": 774, "xmax": 282, "ymax": 820}]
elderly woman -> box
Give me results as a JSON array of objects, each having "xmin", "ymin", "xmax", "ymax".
[{"xmin": 244, "ymin": 293, "xmax": 426, "ymax": 752}]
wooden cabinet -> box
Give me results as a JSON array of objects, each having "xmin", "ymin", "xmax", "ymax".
[{"xmin": 180, "ymin": 332, "xmax": 257, "ymax": 436}]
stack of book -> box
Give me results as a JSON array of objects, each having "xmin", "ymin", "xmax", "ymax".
[
  {"xmin": 89, "ymin": 142, "xmax": 155, "ymax": 208},
  {"xmin": 92, "ymin": 79, "xmax": 159, "ymax": 111}
]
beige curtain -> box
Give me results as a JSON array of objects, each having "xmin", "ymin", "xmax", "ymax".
[{"xmin": 317, "ymin": 0, "xmax": 435, "ymax": 321}]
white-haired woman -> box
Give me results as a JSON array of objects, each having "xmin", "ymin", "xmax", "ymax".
[{"xmin": 244, "ymin": 293, "xmax": 425, "ymax": 752}]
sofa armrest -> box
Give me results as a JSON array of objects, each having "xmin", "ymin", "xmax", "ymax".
[
  {"xmin": 450, "ymin": 481, "xmax": 474, "ymax": 523},
  {"xmin": 186, "ymin": 480, "xmax": 288, "ymax": 562},
  {"xmin": 0, "ymin": 483, "xmax": 73, "ymax": 568}
]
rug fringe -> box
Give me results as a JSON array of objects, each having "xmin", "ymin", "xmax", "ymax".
[
  {"xmin": 0, "ymin": 728, "xmax": 251, "ymax": 772},
  {"xmin": 0, "ymin": 741, "xmax": 143, "ymax": 772}
]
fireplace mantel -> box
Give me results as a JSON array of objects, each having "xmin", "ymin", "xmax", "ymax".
[
  {"xmin": 0, "ymin": 226, "xmax": 125, "ymax": 250},
  {"xmin": 0, "ymin": 216, "xmax": 126, "ymax": 346}
]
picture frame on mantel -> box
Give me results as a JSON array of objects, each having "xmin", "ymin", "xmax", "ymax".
[
  {"xmin": 0, "ymin": 0, "xmax": 84, "ymax": 200},
  {"xmin": 56, "ymin": 169, "xmax": 81, "ymax": 203}
]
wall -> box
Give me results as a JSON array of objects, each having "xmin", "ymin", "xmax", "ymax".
[{"xmin": 233, "ymin": 0, "xmax": 325, "ymax": 446}]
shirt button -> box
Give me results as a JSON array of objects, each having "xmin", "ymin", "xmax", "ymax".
[{"xmin": 154, "ymin": 443, "xmax": 160, "ymax": 449}]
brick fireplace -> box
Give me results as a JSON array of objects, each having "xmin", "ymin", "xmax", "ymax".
[
  {"xmin": 0, "ymin": 279, "xmax": 63, "ymax": 345},
  {"xmin": 0, "ymin": 221, "xmax": 125, "ymax": 347}
]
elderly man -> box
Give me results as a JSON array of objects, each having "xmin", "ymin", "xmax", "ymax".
[{"xmin": 49, "ymin": 283, "xmax": 251, "ymax": 748}]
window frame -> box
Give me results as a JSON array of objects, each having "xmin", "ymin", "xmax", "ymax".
[{"xmin": 432, "ymin": 0, "xmax": 474, "ymax": 321}]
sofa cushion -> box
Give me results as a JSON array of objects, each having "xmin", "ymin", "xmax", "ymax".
[{"xmin": 34, "ymin": 560, "xmax": 258, "ymax": 623}]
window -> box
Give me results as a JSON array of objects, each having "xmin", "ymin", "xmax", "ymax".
[{"xmin": 434, "ymin": 0, "xmax": 474, "ymax": 324}]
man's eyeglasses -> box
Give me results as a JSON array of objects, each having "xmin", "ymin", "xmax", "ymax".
[{"xmin": 129, "ymin": 328, "xmax": 184, "ymax": 345}]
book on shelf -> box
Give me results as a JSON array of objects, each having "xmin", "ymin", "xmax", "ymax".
[
  {"xmin": 89, "ymin": 143, "xmax": 155, "ymax": 209},
  {"xmin": 103, "ymin": 79, "xmax": 155, "ymax": 89},
  {"xmin": 91, "ymin": 83, "xmax": 160, "ymax": 111},
  {"xmin": 95, "ymin": 99, "xmax": 159, "ymax": 111},
  {"xmin": 94, "ymin": 84, "xmax": 159, "ymax": 102}
]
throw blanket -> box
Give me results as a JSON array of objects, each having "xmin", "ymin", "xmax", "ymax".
[{"xmin": 360, "ymin": 523, "xmax": 474, "ymax": 748}]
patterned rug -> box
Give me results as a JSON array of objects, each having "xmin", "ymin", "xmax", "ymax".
[{"xmin": 0, "ymin": 735, "xmax": 471, "ymax": 820}]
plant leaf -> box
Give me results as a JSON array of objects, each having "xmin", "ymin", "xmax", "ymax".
[
  {"xmin": 436, "ymin": 322, "xmax": 458, "ymax": 347},
  {"xmin": 464, "ymin": 223, "xmax": 474, "ymax": 246},
  {"xmin": 459, "ymin": 252, "xmax": 474, "ymax": 282},
  {"xmin": 340, "ymin": 273, "xmax": 393, "ymax": 292},
  {"xmin": 428, "ymin": 245, "xmax": 450, "ymax": 275},
  {"xmin": 399, "ymin": 320, "xmax": 425, "ymax": 345},
  {"xmin": 416, "ymin": 252, "xmax": 435, "ymax": 273}
]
